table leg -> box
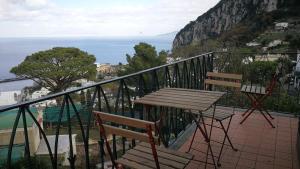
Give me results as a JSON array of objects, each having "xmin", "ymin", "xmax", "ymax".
[
  {"xmin": 191, "ymin": 113, "xmax": 209, "ymax": 141},
  {"xmin": 143, "ymin": 105, "xmax": 151, "ymax": 121},
  {"xmin": 187, "ymin": 118, "xmax": 201, "ymax": 152}
]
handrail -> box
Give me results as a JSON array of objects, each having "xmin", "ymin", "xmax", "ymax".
[
  {"xmin": 1, "ymin": 50, "xmax": 299, "ymax": 169},
  {"xmin": 214, "ymin": 51, "xmax": 298, "ymax": 55},
  {"xmin": 0, "ymin": 52, "xmax": 213, "ymax": 113}
]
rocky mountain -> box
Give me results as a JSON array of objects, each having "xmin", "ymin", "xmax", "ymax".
[{"xmin": 173, "ymin": 0, "xmax": 299, "ymax": 49}]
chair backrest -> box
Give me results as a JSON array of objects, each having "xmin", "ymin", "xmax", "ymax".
[
  {"xmin": 205, "ymin": 72, "xmax": 243, "ymax": 89},
  {"xmin": 266, "ymin": 62, "xmax": 283, "ymax": 94},
  {"xmin": 94, "ymin": 111, "xmax": 160, "ymax": 168}
]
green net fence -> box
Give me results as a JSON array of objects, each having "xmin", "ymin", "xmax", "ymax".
[{"xmin": 0, "ymin": 108, "xmax": 38, "ymax": 130}]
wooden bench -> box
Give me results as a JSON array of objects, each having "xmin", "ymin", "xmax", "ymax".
[{"xmin": 94, "ymin": 111, "xmax": 193, "ymax": 169}]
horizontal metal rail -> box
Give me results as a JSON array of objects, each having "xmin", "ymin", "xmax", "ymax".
[
  {"xmin": 0, "ymin": 52, "xmax": 213, "ymax": 113},
  {"xmin": 0, "ymin": 51, "xmax": 213, "ymax": 169},
  {"xmin": 1, "ymin": 51, "xmax": 299, "ymax": 169}
]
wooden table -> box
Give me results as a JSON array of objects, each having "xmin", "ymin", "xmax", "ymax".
[
  {"xmin": 134, "ymin": 88, "xmax": 225, "ymax": 168},
  {"xmin": 240, "ymin": 85, "xmax": 275, "ymax": 128}
]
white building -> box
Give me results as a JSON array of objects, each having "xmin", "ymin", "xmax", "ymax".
[
  {"xmin": 275, "ymin": 22, "xmax": 289, "ymax": 30},
  {"xmin": 166, "ymin": 57, "xmax": 181, "ymax": 64},
  {"xmin": 31, "ymin": 88, "xmax": 57, "ymax": 107},
  {"xmin": 31, "ymin": 87, "xmax": 50, "ymax": 99},
  {"xmin": 294, "ymin": 51, "xmax": 300, "ymax": 88},
  {"xmin": 268, "ymin": 40, "xmax": 282, "ymax": 48},
  {"xmin": 96, "ymin": 63, "xmax": 115, "ymax": 74},
  {"xmin": 255, "ymin": 54, "xmax": 288, "ymax": 62},
  {"xmin": 246, "ymin": 42, "xmax": 260, "ymax": 47},
  {"xmin": 36, "ymin": 134, "xmax": 77, "ymax": 166},
  {"xmin": 0, "ymin": 90, "xmax": 21, "ymax": 107}
]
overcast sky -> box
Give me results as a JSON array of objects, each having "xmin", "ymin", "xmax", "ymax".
[{"xmin": 0, "ymin": 0, "xmax": 220, "ymax": 37}]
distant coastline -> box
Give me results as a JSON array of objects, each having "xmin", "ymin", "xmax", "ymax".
[
  {"xmin": 0, "ymin": 36, "xmax": 174, "ymax": 91},
  {"xmin": 0, "ymin": 77, "xmax": 27, "ymax": 83}
]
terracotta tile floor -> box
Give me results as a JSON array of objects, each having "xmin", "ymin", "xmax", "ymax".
[{"xmin": 180, "ymin": 111, "xmax": 299, "ymax": 169}]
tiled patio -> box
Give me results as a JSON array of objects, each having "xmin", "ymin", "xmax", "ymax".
[{"xmin": 179, "ymin": 111, "xmax": 299, "ymax": 169}]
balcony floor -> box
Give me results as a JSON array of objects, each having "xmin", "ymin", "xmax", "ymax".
[{"xmin": 179, "ymin": 111, "xmax": 299, "ymax": 169}]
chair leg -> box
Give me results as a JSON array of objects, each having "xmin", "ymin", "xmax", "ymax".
[
  {"xmin": 200, "ymin": 111, "xmax": 218, "ymax": 169},
  {"xmin": 117, "ymin": 164, "xmax": 124, "ymax": 169},
  {"xmin": 240, "ymin": 107, "xmax": 255, "ymax": 124},
  {"xmin": 220, "ymin": 117, "xmax": 237, "ymax": 151},
  {"xmin": 264, "ymin": 108, "xmax": 275, "ymax": 120},
  {"xmin": 258, "ymin": 108, "xmax": 275, "ymax": 128},
  {"xmin": 242, "ymin": 107, "xmax": 252, "ymax": 116},
  {"xmin": 216, "ymin": 117, "xmax": 237, "ymax": 166},
  {"xmin": 252, "ymin": 94, "xmax": 275, "ymax": 120}
]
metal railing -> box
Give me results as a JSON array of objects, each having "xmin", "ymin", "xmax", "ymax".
[
  {"xmin": 213, "ymin": 51, "xmax": 300, "ymax": 116},
  {"xmin": 0, "ymin": 52, "xmax": 213, "ymax": 169},
  {"xmin": 1, "ymin": 51, "xmax": 299, "ymax": 169},
  {"xmin": 298, "ymin": 116, "xmax": 300, "ymax": 167}
]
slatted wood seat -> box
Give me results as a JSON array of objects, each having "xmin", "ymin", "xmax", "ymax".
[
  {"xmin": 241, "ymin": 85, "xmax": 266, "ymax": 95},
  {"xmin": 202, "ymin": 108, "xmax": 234, "ymax": 121},
  {"xmin": 94, "ymin": 111, "xmax": 193, "ymax": 169},
  {"xmin": 117, "ymin": 143, "xmax": 193, "ymax": 169}
]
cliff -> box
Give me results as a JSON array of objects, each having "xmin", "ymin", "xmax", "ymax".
[{"xmin": 173, "ymin": 0, "xmax": 297, "ymax": 49}]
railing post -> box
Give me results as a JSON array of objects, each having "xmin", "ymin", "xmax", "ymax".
[
  {"xmin": 21, "ymin": 106, "xmax": 31, "ymax": 169},
  {"xmin": 0, "ymin": 52, "xmax": 216, "ymax": 169},
  {"xmin": 99, "ymin": 138, "xmax": 105, "ymax": 169},
  {"xmin": 66, "ymin": 96, "xmax": 76, "ymax": 169},
  {"xmin": 210, "ymin": 53, "xmax": 214, "ymax": 72},
  {"xmin": 54, "ymin": 96, "xmax": 66, "ymax": 169},
  {"xmin": 85, "ymin": 86, "xmax": 99, "ymax": 169},
  {"xmin": 298, "ymin": 115, "xmax": 300, "ymax": 167}
]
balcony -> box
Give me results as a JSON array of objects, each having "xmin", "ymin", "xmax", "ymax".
[
  {"xmin": 0, "ymin": 52, "xmax": 299, "ymax": 169},
  {"xmin": 181, "ymin": 111, "xmax": 299, "ymax": 169}
]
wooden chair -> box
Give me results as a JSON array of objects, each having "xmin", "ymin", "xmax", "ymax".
[
  {"xmin": 189, "ymin": 72, "xmax": 242, "ymax": 166},
  {"xmin": 94, "ymin": 111, "xmax": 193, "ymax": 169},
  {"xmin": 205, "ymin": 72, "xmax": 243, "ymax": 89},
  {"xmin": 240, "ymin": 63, "xmax": 282, "ymax": 128}
]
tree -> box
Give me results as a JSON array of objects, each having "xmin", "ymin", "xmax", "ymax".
[
  {"xmin": 289, "ymin": 35, "xmax": 300, "ymax": 50},
  {"xmin": 118, "ymin": 43, "xmax": 167, "ymax": 75},
  {"xmin": 80, "ymin": 90, "xmax": 86, "ymax": 106},
  {"xmin": 11, "ymin": 47, "xmax": 96, "ymax": 93}
]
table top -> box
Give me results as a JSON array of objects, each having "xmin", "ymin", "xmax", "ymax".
[
  {"xmin": 133, "ymin": 88, "xmax": 225, "ymax": 112},
  {"xmin": 241, "ymin": 85, "xmax": 266, "ymax": 95}
]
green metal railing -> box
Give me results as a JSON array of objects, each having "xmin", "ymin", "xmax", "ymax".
[
  {"xmin": 0, "ymin": 52, "xmax": 213, "ymax": 169},
  {"xmin": 1, "ymin": 51, "xmax": 299, "ymax": 169}
]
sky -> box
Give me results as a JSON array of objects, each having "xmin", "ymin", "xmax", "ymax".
[{"xmin": 0, "ymin": 0, "xmax": 220, "ymax": 37}]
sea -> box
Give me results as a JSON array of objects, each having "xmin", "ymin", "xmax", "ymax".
[{"xmin": 0, "ymin": 36, "xmax": 174, "ymax": 92}]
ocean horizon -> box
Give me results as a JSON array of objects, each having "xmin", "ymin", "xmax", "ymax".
[{"xmin": 0, "ymin": 36, "xmax": 174, "ymax": 91}]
